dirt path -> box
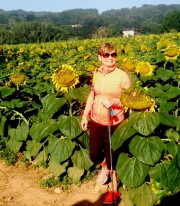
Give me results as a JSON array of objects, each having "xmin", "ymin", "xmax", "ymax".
[{"xmin": 0, "ymin": 160, "xmax": 125, "ymax": 206}]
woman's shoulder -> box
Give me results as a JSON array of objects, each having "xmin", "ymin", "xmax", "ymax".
[
  {"xmin": 95, "ymin": 65, "xmax": 103, "ymax": 73},
  {"xmin": 115, "ymin": 66, "xmax": 128, "ymax": 74}
]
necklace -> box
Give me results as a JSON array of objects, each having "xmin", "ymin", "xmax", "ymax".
[{"xmin": 101, "ymin": 66, "xmax": 116, "ymax": 75}]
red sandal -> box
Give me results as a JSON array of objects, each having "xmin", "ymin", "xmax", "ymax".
[{"xmin": 103, "ymin": 191, "xmax": 121, "ymax": 204}]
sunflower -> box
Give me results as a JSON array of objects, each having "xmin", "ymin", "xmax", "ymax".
[
  {"xmin": 140, "ymin": 44, "xmax": 152, "ymax": 52},
  {"xmin": 10, "ymin": 73, "xmax": 26, "ymax": 85},
  {"xmin": 124, "ymin": 45, "xmax": 132, "ymax": 53},
  {"xmin": 18, "ymin": 48, "xmax": 24, "ymax": 53},
  {"xmin": 122, "ymin": 58, "xmax": 137, "ymax": 72},
  {"xmin": 120, "ymin": 88, "xmax": 155, "ymax": 110},
  {"xmin": 164, "ymin": 45, "xmax": 179, "ymax": 61},
  {"xmin": 135, "ymin": 62, "xmax": 154, "ymax": 76},
  {"xmin": 51, "ymin": 64, "xmax": 79, "ymax": 93},
  {"xmin": 78, "ymin": 46, "xmax": 84, "ymax": 51},
  {"xmin": 157, "ymin": 40, "xmax": 171, "ymax": 51}
]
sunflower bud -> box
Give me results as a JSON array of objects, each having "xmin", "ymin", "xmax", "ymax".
[{"xmin": 10, "ymin": 74, "xmax": 26, "ymax": 85}]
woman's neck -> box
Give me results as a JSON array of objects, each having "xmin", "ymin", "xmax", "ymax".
[{"xmin": 100, "ymin": 65, "xmax": 116, "ymax": 75}]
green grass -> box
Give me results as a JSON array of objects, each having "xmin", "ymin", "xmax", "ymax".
[{"xmin": 0, "ymin": 146, "xmax": 18, "ymax": 165}]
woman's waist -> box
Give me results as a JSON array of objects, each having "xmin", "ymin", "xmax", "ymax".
[
  {"xmin": 91, "ymin": 105, "xmax": 124, "ymax": 125},
  {"xmin": 94, "ymin": 95, "xmax": 115, "ymax": 102}
]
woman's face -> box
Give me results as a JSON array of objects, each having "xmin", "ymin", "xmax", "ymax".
[{"xmin": 98, "ymin": 50, "xmax": 117, "ymax": 68}]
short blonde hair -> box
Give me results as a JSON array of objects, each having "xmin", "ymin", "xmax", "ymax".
[{"xmin": 98, "ymin": 43, "xmax": 117, "ymax": 56}]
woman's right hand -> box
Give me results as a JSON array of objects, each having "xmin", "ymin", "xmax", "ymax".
[{"xmin": 81, "ymin": 116, "xmax": 88, "ymax": 131}]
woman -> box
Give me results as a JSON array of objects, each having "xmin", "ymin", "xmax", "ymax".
[{"xmin": 81, "ymin": 42, "xmax": 131, "ymax": 204}]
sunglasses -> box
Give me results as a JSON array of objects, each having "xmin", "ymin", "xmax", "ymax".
[{"xmin": 102, "ymin": 52, "xmax": 117, "ymax": 58}]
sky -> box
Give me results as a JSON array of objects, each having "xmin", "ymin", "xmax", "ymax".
[{"xmin": 0, "ymin": 0, "xmax": 180, "ymax": 14}]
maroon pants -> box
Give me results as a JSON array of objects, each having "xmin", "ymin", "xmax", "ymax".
[{"xmin": 89, "ymin": 120, "xmax": 120, "ymax": 170}]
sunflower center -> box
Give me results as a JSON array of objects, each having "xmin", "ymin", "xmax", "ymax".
[
  {"xmin": 138, "ymin": 63, "xmax": 150, "ymax": 74},
  {"xmin": 57, "ymin": 70, "xmax": 76, "ymax": 86},
  {"xmin": 121, "ymin": 89, "xmax": 154, "ymax": 110},
  {"xmin": 166, "ymin": 47, "xmax": 179, "ymax": 57},
  {"xmin": 10, "ymin": 74, "xmax": 26, "ymax": 85}
]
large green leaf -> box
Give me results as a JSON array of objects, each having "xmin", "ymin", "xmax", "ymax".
[
  {"xmin": 9, "ymin": 122, "xmax": 29, "ymax": 142},
  {"xmin": 71, "ymin": 149, "xmax": 93, "ymax": 170},
  {"xmin": 0, "ymin": 115, "xmax": 6, "ymax": 137},
  {"xmin": 129, "ymin": 183, "xmax": 155, "ymax": 206},
  {"xmin": 49, "ymin": 158, "xmax": 68, "ymax": 177},
  {"xmin": 35, "ymin": 147, "xmax": 49, "ymax": 163},
  {"xmin": 150, "ymin": 157, "xmax": 180, "ymax": 192},
  {"xmin": 0, "ymin": 99, "xmax": 27, "ymax": 109},
  {"xmin": 69, "ymin": 85, "xmax": 91, "ymax": 102},
  {"xmin": 129, "ymin": 111, "xmax": 160, "ymax": 136},
  {"xmin": 129, "ymin": 136, "xmax": 164, "ymax": 165},
  {"xmin": 159, "ymin": 112, "xmax": 180, "ymax": 129},
  {"xmin": 155, "ymin": 67, "xmax": 174, "ymax": 82},
  {"xmin": 30, "ymin": 119, "xmax": 58, "ymax": 142},
  {"xmin": 148, "ymin": 87, "xmax": 168, "ymax": 99},
  {"xmin": 7, "ymin": 138, "xmax": 22, "ymax": 153},
  {"xmin": 166, "ymin": 129, "xmax": 180, "ymax": 142},
  {"xmin": 48, "ymin": 136, "xmax": 75, "ymax": 163},
  {"xmin": 68, "ymin": 166, "xmax": 84, "ymax": 183},
  {"xmin": 177, "ymin": 146, "xmax": 180, "ymax": 169},
  {"xmin": 149, "ymin": 162, "xmax": 169, "ymax": 186},
  {"xmin": 159, "ymin": 102, "xmax": 177, "ymax": 112},
  {"xmin": 167, "ymin": 156, "xmax": 180, "ymax": 191},
  {"xmin": 0, "ymin": 86, "xmax": 15, "ymax": 98},
  {"xmin": 41, "ymin": 94, "xmax": 66, "ymax": 119},
  {"xmin": 167, "ymin": 141, "xmax": 179, "ymax": 158},
  {"xmin": 57, "ymin": 115, "xmax": 82, "ymax": 139},
  {"xmin": 116, "ymin": 153, "xmax": 149, "ymax": 188},
  {"xmin": 32, "ymin": 80, "xmax": 52, "ymax": 97},
  {"xmin": 119, "ymin": 188, "xmax": 134, "ymax": 206},
  {"xmin": 78, "ymin": 131, "xmax": 90, "ymax": 150},
  {"xmin": 112, "ymin": 119, "xmax": 136, "ymax": 150},
  {"xmin": 25, "ymin": 140, "xmax": 42, "ymax": 158},
  {"xmin": 166, "ymin": 87, "xmax": 180, "ymax": 100}
]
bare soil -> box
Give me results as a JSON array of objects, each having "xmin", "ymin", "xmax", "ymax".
[{"xmin": 0, "ymin": 160, "xmax": 125, "ymax": 206}]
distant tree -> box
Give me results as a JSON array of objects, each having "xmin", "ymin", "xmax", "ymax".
[
  {"xmin": 0, "ymin": 25, "xmax": 8, "ymax": 44},
  {"xmin": 161, "ymin": 11, "xmax": 180, "ymax": 32},
  {"xmin": 0, "ymin": 14, "xmax": 8, "ymax": 24},
  {"xmin": 80, "ymin": 17, "xmax": 98, "ymax": 38},
  {"xmin": 92, "ymin": 26, "xmax": 108, "ymax": 38},
  {"xmin": 25, "ymin": 14, "xmax": 36, "ymax": 22},
  {"xmin": 140, "ymin": 21, "xmax": 162, "ymax": 34}
]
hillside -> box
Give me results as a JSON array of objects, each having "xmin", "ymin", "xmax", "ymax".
[{"xmin": 0, "ymin": 4, "xmax": 180, "ymax": 44}]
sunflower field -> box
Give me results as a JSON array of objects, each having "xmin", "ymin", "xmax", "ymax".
[{"xmin": 0, "ymin": 32, "xmax": 180, "ymax": 206}]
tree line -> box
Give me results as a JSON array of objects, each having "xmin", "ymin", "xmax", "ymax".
[{"xmin": 0, "ymin": 4, "xmax": 180, "ymax": 45}]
